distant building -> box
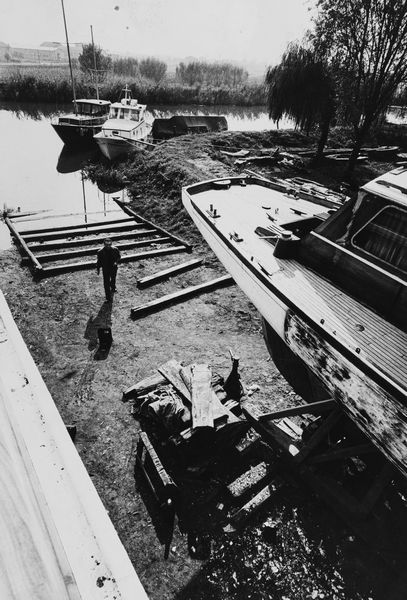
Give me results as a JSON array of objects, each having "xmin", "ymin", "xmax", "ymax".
[
  {"xmin": 0, "ymin": 41, "xmax": 11, "ymax": 61},
  {"xmin": 6, "ymin": 41, "xmax": 83, "ymax": 63}
]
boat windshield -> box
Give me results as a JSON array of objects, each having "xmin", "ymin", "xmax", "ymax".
[
  {"xmin": 77, "ymin": 102, "xmax": 109, "ymax": 116},
  {"xmin": 315, "ymin": 191, "xmax": 407, "ymax": 278}
]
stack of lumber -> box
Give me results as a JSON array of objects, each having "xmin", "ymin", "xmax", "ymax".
[{"xmin": 124, "ymin": 359, "xmax": 248, "ymax": 453}]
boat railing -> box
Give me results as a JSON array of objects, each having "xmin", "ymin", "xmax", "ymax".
[{"xmin": 58, "ymin": 116, "xmax": 107, "ymax": 126}]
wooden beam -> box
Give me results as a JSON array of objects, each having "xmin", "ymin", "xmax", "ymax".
[
  {"xmin": 259, "ymin": 399, "xmax": 336, "ymax": 421},
  {"xmin": 230, "ymin": 478, "xmax": 283, "ymax": 527},
  {"xmin": 158, "ymin": 360, "xmax": 191, "ymax": 403},
  {"xmin": 23, "ymin": 237, "xmax": 171, "ymax": 264},
  {"xmin": 116, "ymin": 200, "xmax": 192, "ymax": 251},
  {"xmin": 122, "ymin": 371, "xmax": 167, "ymax": 401},
  {"xmin": 130, "ymin": 275, "xmax": 234, "ymax": 318},
  {"xmin": 293, "ymin": 409, "xmax": 343, "ymax": 464},
  {"xmin": 22, "ymin": 222, "xmax": 145, "ymax": 243},
  {"xmin": 137, "ymin": 258, "xmax": 203, "ymax": 289},
  {"xmin": 27, "ymin": 229, "xmax": 158, "ymax": 251},
  {"xmin": 190, "ymin": 364, "xmax": 214, "ymax": 429},
  {"xmin": 307, "ymin": 442, "xmax": 375, "ymax": 464},
  {"xmin": 21, "ymin": 216, "xmax": 135, "ymax": 236},
  {"xmin": 4, "ymin": 216, "xmax": 43, "ymax": 274},
  {"xmin": 38, "ymin": 246, "xmax": 188, "ymax": 277}
]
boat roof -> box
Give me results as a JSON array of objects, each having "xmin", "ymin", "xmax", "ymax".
[
  {"xmin": 74, "ymin": 98, "xmax": 111, "ymax": 106},
  {"xmin": 362, "ymin": 166, "xmax": 407, "ymax": 208},
  {"xmin": 102, "ymin": 119, "xmax": 143, "ymax": 131},
  {"xmin": 110, "ymin": 101, "xmax": 146, "ymax": 109}
]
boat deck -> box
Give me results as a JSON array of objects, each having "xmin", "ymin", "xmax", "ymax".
[{"xmin": 187, "ymin": 180, "xmax": 407, "ymax": 400}]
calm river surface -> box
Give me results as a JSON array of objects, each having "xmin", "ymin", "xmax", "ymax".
[{"xmin": 0, "ymin": 101, "xmax": 284, "ymax": 248}]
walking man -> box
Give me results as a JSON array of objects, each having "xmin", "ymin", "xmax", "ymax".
[{"xmin": 97, "ymin": 237, "xmax": 121, "ymax": 301}]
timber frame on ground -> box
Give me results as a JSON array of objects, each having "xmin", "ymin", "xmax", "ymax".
[{"xmin": 243, "ymin": 398, "xmax": 407, "ymax": 565}]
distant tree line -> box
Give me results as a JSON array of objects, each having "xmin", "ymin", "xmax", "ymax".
[
  {"xmin": 78, "ymin": 45, "xmax": 250, "ymax": 89},
  {"xmin": 176, "ymin": 61, "xmax": 248, "ymax": 87}
]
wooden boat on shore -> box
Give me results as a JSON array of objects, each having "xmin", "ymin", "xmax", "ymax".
[
  {"xmin": 182, "ymin": 169, "xmax": 407, "ymax": 477},
  {"xmin": 94, "ymin": 86, "xmax": 151, "ymax": 160}
]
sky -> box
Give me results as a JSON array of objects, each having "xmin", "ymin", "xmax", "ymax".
[{"xmin": 0, "ymin": 0, "xmax": 314, "ymax": 65}]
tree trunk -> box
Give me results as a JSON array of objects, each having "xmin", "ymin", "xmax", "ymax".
[
  {"xmin": 347, "ymin": 119, "xmax": 371, "ymax": 174},
  {"xmin": 315, "ymin": 116, "xmax": 331, "ymax": 160}
]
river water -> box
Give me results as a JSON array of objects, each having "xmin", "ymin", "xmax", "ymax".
[
  {"xmin": 0, "ymin": 101, "xmax": 285, "ymax": 248},
  {"xmin": 0, "ymin": 101, "xmax": 405, "ymax": 249}
]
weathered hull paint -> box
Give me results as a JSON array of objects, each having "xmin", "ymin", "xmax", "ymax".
[{"xmin": 285, "ymin": 311, "xmax": 407, "ymax": 477}]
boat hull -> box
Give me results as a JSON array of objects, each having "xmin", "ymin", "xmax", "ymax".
[
  {"xmin": 94, "ymin": 135, "xmax": 134, "ymax": 160},
  {"xmin": 52, "ymin": 123, "xmax": 103, "ymax": 146},
  {"xmin": 182, "ymin": 183, "xmax": 407, "ymax": 477}
]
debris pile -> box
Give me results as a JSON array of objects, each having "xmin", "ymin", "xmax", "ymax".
[{"xmin": 123, "ymin": 353, "xmax": 283, "ymax": 558}]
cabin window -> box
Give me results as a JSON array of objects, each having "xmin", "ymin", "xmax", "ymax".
[
  {"xmin": 110, "ymin": 107, "xmax": 119, "ymax": 118},
  {"xmin": 351, "ymin": 205, "xmax": 407, "ymax": 274}
]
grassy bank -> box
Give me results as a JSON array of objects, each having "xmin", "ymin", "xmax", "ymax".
[
  {"xmin": 85, "ymin": 127, "xmax": 397, "ymax": 247},
  {"xmin": 0, "ymin": 66, "xmax": 266, "ymax": 106}
]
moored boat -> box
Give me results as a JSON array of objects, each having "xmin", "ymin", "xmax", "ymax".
[
  {"xmin": 52, "ymin": 99, "xmax": 111, "ymax": 145},
  {"xmin": 94, "ymin": 86, "xmax": 151, "ymax": 160},
  {"xmin": 182, "ymin": 169, "xmax": 407, "ymax": 477}
]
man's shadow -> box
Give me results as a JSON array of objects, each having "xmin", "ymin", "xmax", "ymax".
[{"xmin": 84, "ymin": 299, "xmax": 113, "ymax": 360}]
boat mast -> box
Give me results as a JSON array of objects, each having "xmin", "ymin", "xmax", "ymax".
[
  {"xmin": 61, "ymin": 0, "xmax": 77, "ymax": 114},
  {"xmin": 90, "ymin": 25, "xmax": 99, "ymax": 101}
]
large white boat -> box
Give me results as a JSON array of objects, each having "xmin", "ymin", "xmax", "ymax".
[
  {"xmin": 182, "ymin": 170, "xmax": 407, "ymax": 478},
  {"xmin": 94, "ymin": 86, "xmax": 151, "ymax": 160}
]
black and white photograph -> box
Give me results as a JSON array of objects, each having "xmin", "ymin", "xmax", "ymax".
[{"xmin": 0, "ymin": 0, "xmax": 406, "ymax": 598}]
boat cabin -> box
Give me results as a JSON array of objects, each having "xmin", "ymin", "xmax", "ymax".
[
  {"xmin": 246, "ymin": 168, "xmax": 407, "ymax": 330},
  {"xmin": 107, "ymin": 86, "xmax": 146, "ymax": 123},
  {"xmin": 75, "ymin": 99, "xmax": 111, "ymax": 116}
]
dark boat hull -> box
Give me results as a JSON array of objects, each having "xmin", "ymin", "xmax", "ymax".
[{"xmin": 52, "ymin": 123, "xmax": 103, "ymax": 146}]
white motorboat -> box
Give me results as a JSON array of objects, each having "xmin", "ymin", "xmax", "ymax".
[{"xmin": 94, "ymin": 86, "xmax": 151, "ymax": 160}]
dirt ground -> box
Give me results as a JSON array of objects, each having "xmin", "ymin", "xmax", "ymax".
[{"xmin": 0, "ymin": 130, "xmax": 404, "ymax": 599}]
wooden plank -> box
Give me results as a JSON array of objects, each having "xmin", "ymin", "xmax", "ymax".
[
  {"xmin": 227, "ymin": 462, "xmax": 269, "ymax": 500},
  {"xmin": 116, "ymin": 200, "xmax": 192, "ymax": 251},
  {"xmin": 24, "ymin": 236, "xmax": 171, "ymax": 264},
  {"xmin": 230, "ymin": 478, "xmax": 283, "ymax": 527},
  {"xmin": 190, "ymin": 364, "xmax": 214, "ymax": 429},
  {"xmin": 21, "ymin": 216, "xmax": 135, "ymax": 236},
  {"xmin": 259, "ymin": 399, "xmax": 336, "ymax": 421},
  {"xmin": 180, "ymin": 364, "xmax": 240, "ymax": 426},
  {"xmin": 27, "ymin": 229, "xmax": 158, "ymax": 251},
  {"xmin": 22, "ymin": 222, "xmax": 145, "ymax": 242},
  {"xmin": 158, "ymin": 359, "xmax": 191, "ymax": 403},
  {"xmin": 308, "ymin": 442, "xmax": 375, "ymax": 464},
  {"xmin": 38, "ymin": 246, "xmax": 188, "ymax": 277},
  {"xmin": 137, "ymin": 258, "xmax": 203, "ymax": 289},
  {"xmin": 122, "ymin": 371, "xmax": 167, "ymax": 401},
  {"xmin": 293, "ymin": 410, "xmax": 343, "ymax": 464},
  {"xmin": 0, "ymin": 291, "xmax": 148, "ymax": 599},
  {"xmin": 4, "ymin": 216, "xmax": 43, "ymax": 273},
  {"xmin": 130, "ymin": 275, "xmax": 235, "ymax": 318}
]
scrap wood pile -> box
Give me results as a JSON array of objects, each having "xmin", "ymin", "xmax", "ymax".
[
  {"xmin": 123, "ymin": 354, "xmax": 281, "ymax": 557},
  {"xmin": 218, "ymin": 144, "xmax": 404, "ymax": 170}
]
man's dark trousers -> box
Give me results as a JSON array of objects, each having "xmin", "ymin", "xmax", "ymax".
[{"xmin": 103, "ymin": 265, "xmax": 117, "ymax": 300}]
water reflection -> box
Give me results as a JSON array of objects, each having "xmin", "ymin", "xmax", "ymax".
[
  {"xmin": 0, "ymin": 101, "xmax": 66, "ymax": 120},
  {"xmin": 57, "ymin": 144, "xmax": 99, "ymax": 174}
]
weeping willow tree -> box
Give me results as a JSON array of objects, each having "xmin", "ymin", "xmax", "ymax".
[{"xmin": 265, "ymin": 44, "xmax": 336, "ymax": 159}]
